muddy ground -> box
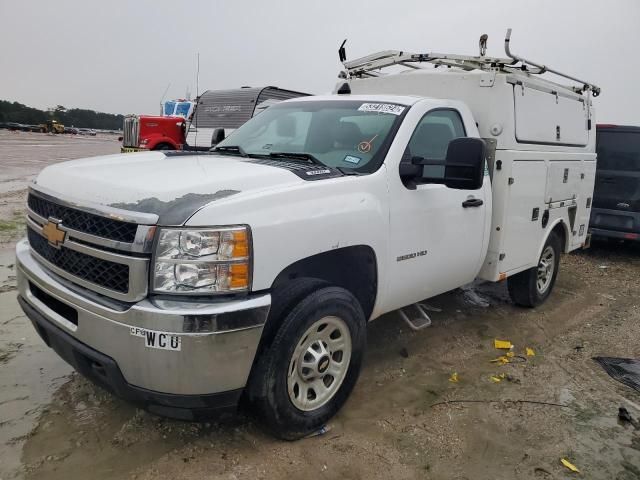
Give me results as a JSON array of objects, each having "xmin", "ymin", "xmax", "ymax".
[{"xmin": 0, "ymin": 131, "xmax": 639, "ymax": 480}]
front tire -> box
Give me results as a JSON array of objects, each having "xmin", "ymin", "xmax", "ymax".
[
  {"xmin": 508, "ymin": 231, "xmax": 562, "ymax": 307},
  {"xmin": 248, "ymin": 285, "xmax": 366, "ymax": 440}
]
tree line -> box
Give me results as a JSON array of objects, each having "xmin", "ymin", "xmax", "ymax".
[{"xmin": 0, "ymin": 101, "xmax": 124, "ymax": 130}]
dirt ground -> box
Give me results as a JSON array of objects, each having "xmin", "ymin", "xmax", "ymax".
[{"xmin": 0, "ymin": 131, "xmax": 639, "ymax": 480}]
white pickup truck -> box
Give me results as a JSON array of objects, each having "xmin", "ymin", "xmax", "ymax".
[{"xmin": 15, "ymin": 32, "xmax": 599, "ymax": 439}]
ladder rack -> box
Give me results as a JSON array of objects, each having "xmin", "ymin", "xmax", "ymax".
[{"xmin": 339, "ymin": 29, "xmax": 601, "ymax": 97}]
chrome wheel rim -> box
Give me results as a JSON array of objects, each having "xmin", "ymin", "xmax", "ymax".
[
  {"xmin": 287, "ymin": 316, "xmax": 352, "ymax": 412},
  {"xmin": 536, "ymin": 245, "xmax": 555, "ymax": 294}
]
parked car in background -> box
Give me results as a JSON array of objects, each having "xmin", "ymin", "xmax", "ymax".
[
  {"xmin": 78, "ymin": 128, "xmax": 97, "ymax": 136},
  {"xmin": 590, "ymin": 125, "xmax": 640, "ymax": 241},
  {"xmin": 64, "ymin": 127, "xmax": 79, "ymax": 135}
]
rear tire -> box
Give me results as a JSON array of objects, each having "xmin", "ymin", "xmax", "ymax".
[
  {"xmin": 247, "ymin": 285, "xmax": 366, "ymax": 440},
  {"xmin": 154, "ymin": 143, "xmax": 172, "ymax": 150},
  {"xmin": 508, "ymin": 231, "xmax": 562, "ymax": 307}
]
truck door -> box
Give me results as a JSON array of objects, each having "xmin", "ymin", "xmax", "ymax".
[{"xmin": 385, "ymin": 108, "xmax": 489, "ymax": 312}]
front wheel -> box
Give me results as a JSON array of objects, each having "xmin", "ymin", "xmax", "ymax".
[
  {"xmin": 248, "ymin": 285, "xmax": 366, "ymax": 440},
  {"xmin": 508, "ymin": 231, "xmax": 562, "ymax": 307}
]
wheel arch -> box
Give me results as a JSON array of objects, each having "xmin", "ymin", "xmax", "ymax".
[
  {"xmin": 270, "ymin": 245, "xmax": 378, "ymax": 321},
  {"xmin": 545, "ymin": 219, "xmax": 570, "ymax": 254}
]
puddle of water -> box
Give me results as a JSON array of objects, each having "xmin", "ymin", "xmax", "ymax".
[
  {"xmin": 0, "ymin": 248, "xmax": 74, "ymax": 479},
  {"xmin": 0, "ymin": 247, "xmax": 237, "ymax": 480}
]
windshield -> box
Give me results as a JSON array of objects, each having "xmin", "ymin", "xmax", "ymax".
[
  {"xmin": 163, "ymin": 101, "xmax": 176, "ymax": 116},
  {"xmin": 215, "ymin": 100, "xmax": 408, "ymax": 172},
  {"xmin": 597, "ymin": 130, "xmax": 640, "ymax": 171}
]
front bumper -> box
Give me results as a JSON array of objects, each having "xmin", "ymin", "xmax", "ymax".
[
  {"xmin": 16, "ymin": 239, "xmax": 270, "ymax": 418},
  {"xmin": 121, "ymin": 146, "xmax": 147, "ymax": 153}
]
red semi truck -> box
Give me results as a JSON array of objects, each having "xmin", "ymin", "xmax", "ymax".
[{"xmin": 121, "ymin": 86, "xmax": 308, "ymax": 153}]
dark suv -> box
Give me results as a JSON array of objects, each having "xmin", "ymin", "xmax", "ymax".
[{"xmin": 590, "ymin": 125, "xmax": 640, "ymax": 241}]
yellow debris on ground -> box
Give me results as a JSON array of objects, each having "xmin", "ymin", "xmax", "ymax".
[
  {"xmin": 490, "ymin": 374, "xmax": 506, "ymax": 383},
  {"xmin": 449, "ymin": 372, "xmax": 459, "ymax": 383},
  {"xmin": 560, "ymin": 458, "xmax": 580, "ymax": 473},
  {"xmin": 526, "ymin": 347, "xmax": 536, "ymax": 356},
  {"xmin": 490, "ymin": 356, "xmax": 510, "ymax": 365},
  {"xmin": 494, "ymin": 339, "xmax": 513, "ymax": 349}
]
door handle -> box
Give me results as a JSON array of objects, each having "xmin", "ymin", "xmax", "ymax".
[{"xmin": 462, "ymin": 198, "xmax": 484, "ymax": 208}]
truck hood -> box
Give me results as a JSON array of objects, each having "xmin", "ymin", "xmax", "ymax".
[{"xmin": 34, "ymin": 151, "xmax": 306, "ymax": 224}]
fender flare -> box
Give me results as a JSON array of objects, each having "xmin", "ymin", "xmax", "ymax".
[
  {"xmin": 538, "ymin": 219, "xmax": 570, "ymax": 259},
  {"xmin": 270, "ymin": 245, "xmax": 379, "ymax": 320}
]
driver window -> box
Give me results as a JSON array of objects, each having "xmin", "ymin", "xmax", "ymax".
[{"xmin": 405, "ymin": 109, "xmax": 466, "ymax": 178}]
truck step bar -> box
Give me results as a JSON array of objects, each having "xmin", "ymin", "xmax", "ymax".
[
  {"xmin": 338, "ymin": 29, "xmax": 600, "ymax": 97},
  {"xmin": 398, "ymin": 303, "xmax": 433, "ymax": 331}
]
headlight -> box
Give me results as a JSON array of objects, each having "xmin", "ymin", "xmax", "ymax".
[{"xmin": 152, "ymin": 226, "xmax": 251, "ymax": 294}]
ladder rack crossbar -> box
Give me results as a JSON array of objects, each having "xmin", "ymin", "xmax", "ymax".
[{"xmin": 341, "ymin": 30, "xmax": 601, "ymax": 97}]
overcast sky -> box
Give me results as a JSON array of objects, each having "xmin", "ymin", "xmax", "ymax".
[{"xmin": 1, "ymin": 0, "xmax": 638, "ymax": 123}]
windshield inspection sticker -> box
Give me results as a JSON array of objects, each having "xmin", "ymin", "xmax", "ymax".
[
  {"xmin": 358, "ymin": 103, "xmax": 406, "ymax": 116},
  {"xmin": 343, "ymin": 155, "xmax": 361, "ymax": 164}
]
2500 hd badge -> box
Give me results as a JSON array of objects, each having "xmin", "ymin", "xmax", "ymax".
[
  {"xmin": 397, "ymin": 250, "xmax": 428, "ymax": 262},
  {"xmin": 130, "ymin": 327, "xmax": 182, "ymax": 351}
]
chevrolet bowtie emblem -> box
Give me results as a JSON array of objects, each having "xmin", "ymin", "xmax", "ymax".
[{"xmin": 42, "ymin": 219, "xmax": 66, "ymax": 248}]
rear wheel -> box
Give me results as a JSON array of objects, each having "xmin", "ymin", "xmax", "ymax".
[
  {"xmin": 508, "ymin": 231, "xmax": 562, "ymax": 307},
  {"xmin": 154, "ymin": 143, "xmax": 173, "ymax": 150},
  {"xmin": 247, "ymin": 285, "xmax": 366, "ymax": 440}
]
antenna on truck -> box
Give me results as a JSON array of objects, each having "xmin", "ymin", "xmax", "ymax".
[
  {"xmin": 194, "ymin": 52, "xmax": 200, "ymax": 147},
  {"xmin": 339, "ymin": 29, "xmax": 601, "ymax": 97},
  {"xmin": 338, "ymin": 39, "xmax": 347, "ymax": 62},
  {"xmin": 159, "ymin": 83, "xmax": 171, "ymax": 116}
]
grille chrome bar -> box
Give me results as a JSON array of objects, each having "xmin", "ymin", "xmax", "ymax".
[
  {"xmin": 27, "ymin": 206, "xmax": 156, "ymax": 255},
  {"xmin": 29, "ymin": 185, "xmax": 158, "ymax": 225},
  {"xmin": 122, "ymin": 115, "xmax": 140, "ymax": 147}
]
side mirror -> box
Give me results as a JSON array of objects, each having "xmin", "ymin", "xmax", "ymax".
[
  {"xmin": 398, "ymin": 137, "xmax": 486, "ymax": 190},
  {"xmin": 442, "ymin": 137, "xmax": 486, "ymax": 190},
  {"xmin": 211, "ymin": 128, "xmax": 225, "ymax": 146},
  {"xmin": 399, "ymin": 155, "xmax": 423, "ymax": 190}
]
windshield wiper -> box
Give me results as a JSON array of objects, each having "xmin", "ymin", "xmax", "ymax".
[
  {"xmin": 212, "ymin": 145, "xmax": 248, "ymax": 157},
  {"xmin": 268, "ymin": 152, "xmax": 326, "ymax": 167}
]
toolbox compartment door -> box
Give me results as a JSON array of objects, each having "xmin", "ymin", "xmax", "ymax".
[
  {"xmin": 545, "ymin": 161, "xmax": 581, "ymax": 203},
  {"xmin": 502, "ymin": 160, "xmax": 548, "ymax": 272},
  {"xmin": 513, "ymin": 82, "xmax": 589, "ymax": 147}
]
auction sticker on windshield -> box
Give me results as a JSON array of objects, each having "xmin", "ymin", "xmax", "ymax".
[
  {"xmin": 130, "ymin": 326, "xmax": 182, "ymax": 351},
  {"xmin": 358, "ymin": 103, "xmax": 406, "ymax": 115}
]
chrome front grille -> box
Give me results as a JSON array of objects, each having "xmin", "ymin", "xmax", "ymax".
[
  {"xmin": 122, "ymin": 116, "xmax": 140, "ymax": 147},
  {"xmin": 28, "ymin": 194, "xmax": 138, "ymax": 243},
  {"xmin": 28, "ymin": 228, "xmax": 130, "ymax": 293},
  {"xmin": 26, "ymin": 188, "xmax": 157, "ymax": 303}
]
